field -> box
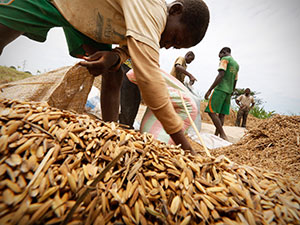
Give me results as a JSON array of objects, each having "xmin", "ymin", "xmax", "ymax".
[{"xmin": 0, "ymin": 66, "xmax": 33, "ymax": 84}]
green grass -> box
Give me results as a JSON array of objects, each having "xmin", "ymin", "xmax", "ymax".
[
  {"xmin": 0, "ymin": 66, "xmax": 33, "ymax": 84},
  {"xmin": 249, "ymin": 106, "xmax": 275, "ymax": 119}
]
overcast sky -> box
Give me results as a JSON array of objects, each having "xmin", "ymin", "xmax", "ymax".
[{"xmin": 0, "ymin": 0, "xmax": 299, "ymax": 115}]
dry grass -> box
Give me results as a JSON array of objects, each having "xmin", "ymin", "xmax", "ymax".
[{"xmin": 0, "ymin": 66, "xmax": 33, "ymax": 84}]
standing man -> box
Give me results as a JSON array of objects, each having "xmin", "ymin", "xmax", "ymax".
[
  {"xmin": 235, "ymin": 88, "xmax": 255, "ymax": 127},
  {"xmin": 170, "ymin": 51, "xmax": 197, "ymax": 85},
  {"xmin": 204, "ymin": 47, "xmax": 239, "ymax": 141}
]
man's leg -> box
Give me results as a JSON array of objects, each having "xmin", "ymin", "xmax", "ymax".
[
  {"xmin": 235, "ymin": 109, "xmax": 242, "ymax": 127},
  {"xmin": 208, "ymin": 112, "xmax": 228, "ymax": 140},
  {"xmin": 0, "ymin": 24, "xmax": 23, "ymax": 55},
  {"xmin": 217, "ymin": 113, "xmax": 226, "ymax": 134},
  {"xmin": 219, "ymin": 113, "xmax": 225, "ymax": 126},
  {"xmin": 214, "ymin": 122, "xmax": 219, "ymax": 136},
  {"xmin": 101, "ymin": 67, "xmax": 123, "ymax": 122},
  {"xmin": 242, "ymin": 110, "xmax": 249, "ymax": 127},
  {"xmin": 205, "ymin": 89, "xmax": 228, "ymax": 140},
  {"xmin": 214, "ymin": 113, "xmax": 226, "ymax": 136},
  {"xmin": 119, "ymin": 65, "xmax": 141, "ymax": 128}
]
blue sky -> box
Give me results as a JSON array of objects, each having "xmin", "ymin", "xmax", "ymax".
[{"xmin": 0, "ymin": 0, "xmax": 299, "ymax": 115}]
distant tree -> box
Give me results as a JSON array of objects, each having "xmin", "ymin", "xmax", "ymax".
[{"xmin": 9, "ymin": 66, "xmax": 16, "ymax": 70}]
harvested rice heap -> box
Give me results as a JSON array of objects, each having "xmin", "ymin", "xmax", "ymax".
[
  {"xmin": 0, "ymin": 99, "xmax": 300, "ymax": 225},
  {"xmin": 211, "ymin": 115, "xmax": 300, "ymax": 182}
]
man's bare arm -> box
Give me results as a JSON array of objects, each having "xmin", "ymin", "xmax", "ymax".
[
  {"xmin": 205, "ymin": 70, "xmax": 225, "ymax": 100},
  {"xmin": 175, "ymin": 64, "xmax": 197, "ymax": 84}
]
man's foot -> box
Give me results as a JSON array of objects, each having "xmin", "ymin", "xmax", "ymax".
[{"xmin": 220, "ymin": 134, "xmax": 229, "ymax": 141}]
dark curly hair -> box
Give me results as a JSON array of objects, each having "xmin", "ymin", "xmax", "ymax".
[
  {"xmin": 178, "ymin": 0, "xmax": 210, "ymax": 46},
  {"xmin": 220, "ymin": 47, "xmax": 231, "ymax": 54}
]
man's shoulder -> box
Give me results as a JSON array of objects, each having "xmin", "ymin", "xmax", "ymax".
[
  {"xmin": 175, "ymin": 56, "xmax": 185, "ymax": 65},
  {"xmin": 222, "ymin": 56, "xmax": 237, "ymax": 63},
  {"xmin": 176, "ymin": 56, "xmax": 185, "ymax": 61},
  {"xmin": 243, "ymin": 94, "xmax": 254, "ymax": 100},
  {"xmin": 226, "ymin": 56, "xmax": 239, "ymax": 69},
  {"xmin": 221, "ymin": 56, "xmax": 231, "ymax": 61}
]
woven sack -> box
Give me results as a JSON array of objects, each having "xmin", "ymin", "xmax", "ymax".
[{"xmin": 0, "ymin": 64, "xmax": 94, "ymax": 113}]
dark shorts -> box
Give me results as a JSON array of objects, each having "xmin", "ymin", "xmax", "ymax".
[
  {"xmin": 205, "ymin": 89, "xmax": 231, "ymax": 115},
  {"xmin": 0, "ymin": 0, "xmax": 111, "ymax": 57}
]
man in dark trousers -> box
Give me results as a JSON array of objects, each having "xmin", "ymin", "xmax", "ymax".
[
  {"xmin": 119, "ymin": 59, "xmax": 141, "ymax": 129},
  {"xmin": 235, "ymin": 88, "xmax": 255, "ymax": 127}
]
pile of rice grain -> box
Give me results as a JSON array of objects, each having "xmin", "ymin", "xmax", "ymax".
[
  {"xmin": 0, "ymin": 99, "xmax": 299, "ymax": 225},
  {"xmin": 210, "ymin": 115, "xmax": 300, "ymax": 182}
]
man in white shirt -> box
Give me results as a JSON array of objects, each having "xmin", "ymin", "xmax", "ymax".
[{"xmin": 235, "ymin": 88, "xmax": 255, "ymax": 127}]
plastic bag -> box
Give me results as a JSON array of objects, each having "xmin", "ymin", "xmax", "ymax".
[{"xmin": 126, "ymin": 69, "xmax": 201, "ymax": 144}]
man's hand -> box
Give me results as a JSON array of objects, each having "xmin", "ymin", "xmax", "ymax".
[
  {"xmin": 170, "ymin": 129, "xmax": 195, "ymax": 155},
  {"xmin": 79, "ymin": 51, "xmax": 120, "ymax": 76},
  {"xmin": 205, "ymin": 90, "xmax": 211, "ymax": 100},
  {"xmin": 189, "ymin": 77, "xmax": 197, "ymax": 85}
]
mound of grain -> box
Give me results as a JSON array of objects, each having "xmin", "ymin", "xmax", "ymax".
[
  {"xmin": 210, "ymin": 115, "xmax": 300, "ymax": 182},
  {"xmin": 0, "ymin": 99, "xmax": 299, "ymax": 224}
]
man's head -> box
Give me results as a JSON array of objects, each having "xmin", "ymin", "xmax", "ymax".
[
  {"xmin": 245, "ymin": 88, "xmax": 251, "ymax": 96},
  {"xmin": 219, "ymin": 47, "xmax": 231, "ymax": 59},
  {"xmin": 185, "ymin": 51, "xmax": 195, "ymax": 64},
  {"xmin": 160, "ymin": 0, "xmax": 210, "ymax": 49}
]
